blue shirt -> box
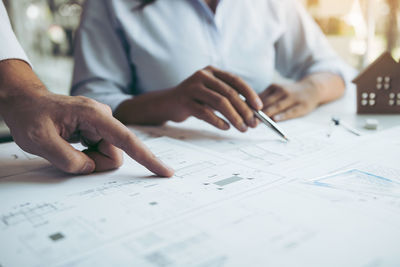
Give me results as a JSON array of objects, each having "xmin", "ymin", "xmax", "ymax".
[{"xmin": 71, "ymin": 0, "xmax": 354, "ymax": 112}]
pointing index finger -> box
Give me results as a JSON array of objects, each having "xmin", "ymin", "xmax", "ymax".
[{"xmin": 88, "ymin": 112, "xmax": 174, "ymax": 177}]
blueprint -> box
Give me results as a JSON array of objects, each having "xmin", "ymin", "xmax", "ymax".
[
  {"xmin": 0, "ymin": 142, "xmax": 49, "ymax": 178},
  {"xmin": 0, "ymin": 137, "xmax": 286, "ymax": 267},
  {"xmin": 0, "ymin": 123, "xmax": 399, "ymax": 267},
  {"xmin": 131, "ymin": 117, "xmax": 359, "ymax": 168}
]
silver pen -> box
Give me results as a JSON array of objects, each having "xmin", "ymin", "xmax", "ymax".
[
  {"xmin": 331, "ymin": 117, "xmax": 362, "ymax": 136},
  {"xmin": 239, "ymin": 95, "xmax": 290, "ymax": 141}
]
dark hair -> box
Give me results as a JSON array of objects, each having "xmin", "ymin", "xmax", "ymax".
[{"xmin": 138, "ymin": 0, "xmax": 156, "ymax": 9}]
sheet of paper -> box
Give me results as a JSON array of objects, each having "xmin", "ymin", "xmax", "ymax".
[
  {"xmin": 265, "ymin": 125, "xmax": 400, "ymax": 180},
  {"xmin": 131, "ymin": 117, "xmax": 359, "ymax": 168},
  {"xmin": 54, "ymin": 149, "xmax": 400, "ymax": 267},
  {"xmin": 0, "ymin": 142, "xmax": 50, "ymax": 178},
  {"xmin": 298, "ymin": 160, "xmax": 400, "ymax": 221},
  {"xmin": 31, "ymin": 182, "xmax": 399, "ymax": 267},
  {"xmin": 0, "ymin": 137, "xmax": 286, "ymax": 267},
  {"xmin": 2, "ymin": 163, "xmax": 398, "ymax": 267},
  {"xmin": 0, "ymin": 123, "xmax": 399, "ymax": 267}
]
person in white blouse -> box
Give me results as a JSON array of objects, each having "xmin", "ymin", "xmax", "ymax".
[
  {"xmin": 72, "ymin": 0, "xmax": 354, "ymax": 133},
  {"xmin": 0, "ymin": 2, "xmax": 173, "ymax": 177}
]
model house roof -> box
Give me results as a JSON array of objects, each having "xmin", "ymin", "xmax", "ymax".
[{"xmin": 353, "ymin": 52, "xmax": 400, "ymax": 84}]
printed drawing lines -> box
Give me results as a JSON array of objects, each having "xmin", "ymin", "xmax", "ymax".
[{"xmin": 1, "ymin": 203, "xmax": 60, "ymax": 228}]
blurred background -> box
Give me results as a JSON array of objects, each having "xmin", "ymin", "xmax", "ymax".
[
  {"xmin": 3, "ymin": 0, "xmax": 400, "ymax": 95},
  {"xmin": 4, "ymin": 0, "xmax": 84, "ymax": 95},
  {"xmin": 1, "ymin": 0, "xmax": 399, "ymax": 141}
]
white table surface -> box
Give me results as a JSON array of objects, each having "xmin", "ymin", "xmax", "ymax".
[{"xmin": 298, "ymin": 87, "xmax": 400, "ymax": 133}]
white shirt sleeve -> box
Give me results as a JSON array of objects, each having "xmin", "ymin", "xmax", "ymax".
[
  {"xmin": 71, "ymin": 0, "xmax": 133, "ymax": 112},
  {"xmin": 274, "ymin": 0, "xmax": 356, "ymax": 86},
  {"xmin": 0, "ymin": 2, "xmax": 30, "ymax": 64}
]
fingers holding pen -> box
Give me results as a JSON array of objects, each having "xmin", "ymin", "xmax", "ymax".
[
  {"xmin": 202, "ymin": 72, "xmax": 258, "ymax": 128},
  {"xmin": 192, "ymin": 86, "xmax": 248, "ymax": 132},
  {"xmin": 209, "ymin": 66, "xmax": 263, "ymax": 111},
  {"xmin": 172, "ymin": 66, "xmax": 262, "ymax": 132}
]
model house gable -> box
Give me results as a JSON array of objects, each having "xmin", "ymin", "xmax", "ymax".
[
  {"xmin": 353, "ymin": 52, "xmax": 400, "ymax": 114},
  {"xmin": 353, "ymin": 52, "xmax": 400, "ymax": 87}
]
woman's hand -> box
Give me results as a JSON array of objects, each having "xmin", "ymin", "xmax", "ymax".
[
  {"xmin": 259, "ymin": 83, "xmax": 320, "ymax": 122},
  {"xmin": 115, "ymin": 66, "xmax": 263, "ymax": 132},
  {"xmin": 259, "ymin": 73, "xmax": 345, "ymax": 122},
  {"xmin": 168, "ymin": 66, "xmax": 263, "ymax": 132}
]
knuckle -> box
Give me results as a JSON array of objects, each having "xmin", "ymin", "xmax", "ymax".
[
  {"xmin": 102, "ymin": 104, "xmax": 112, "ymax": 115},
  {"xmin": 216, "ymin": 96, "xmax": 229, "ymax": 107},
  {"xmin": 75, "ymin": 95, "xmax": 88, "ymax": 102},
  {"xmin": 198, "ymin": 107, "xmax": 209, "ymax": 118},
  {"xmin": 245, "ymin": 110, "xmax": 254, "ymax": 120},
  {"xmin": 231, "ymin": 114, "xmax": 243, "ymax": 125},
  {"xmin": 76, "ymin": 96, "xmax": 95, "ymax": 105},
  {"xmin": 269, "ymin": 83, "xmax": 281, "ymax": 90},
  {"xmin": 226, "ymin": 88, "xmax": 238, "ymax": 100},
  {"xmin": 118, "ymin": 132, "xmax": 134, "ymax": 149},
  {"xmin": 77, "ymin": 96, "xmax": 102, "ymax": 112},
  {"xmin": 195, "ymin": 69, "xmax": 208, "ymax": 79},
  {"xmin": 230, "ymin": 75, "xmax": 240, "ymax": 85},
  {"xmin": 204, "ymin": 65, "xmax": 214, "ymax": 71},
  {"xmin": 194, "ymin": 106, "xmax": 209, "ymax": 119},
  {"xmin": 235, "ymin": 74, "xmax": 246, "ymax": 85},
  {"xmin": 110, "ymin": 152, "xmax": 124, "ymax": 169}
]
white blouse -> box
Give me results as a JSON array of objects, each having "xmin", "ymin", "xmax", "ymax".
[{"xmin": 72, "ymin": 0, "xmax": 354, "ymax": 111}]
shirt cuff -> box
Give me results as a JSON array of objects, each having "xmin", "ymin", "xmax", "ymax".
[
  {"xmin": 0, "ymin": 25, "xmax": 31, "ymax": 66},
  {"xmin": 302, "ymin": 61, "xmax": 358, "ymax": 89},
  {"xmin": 71, "ymin": 83, "xmax": 133, "ymax": 113}
]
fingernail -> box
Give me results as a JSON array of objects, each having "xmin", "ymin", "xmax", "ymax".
[
  {"xmin": 165, "ymin": 167, "xmax": 175, "ymax": 178},
  {"xmin": 256, "ymin": 98, "xmax": 263, "ymax": 109},
  {"xmin": 81, "ymin": 161, "xmax": 95, "ymax": 174},
  {"xmin": 221, "ymin": 121, "xmax": 230, "ymax": 130},
  {"xmin": 251, "ymin": 117, "xmax": 258, "ymax": 127},
  {"xmin": 160, "ymin": 160, "xmax": 174, "ymax": 177},
  {"xmin": 274, "ymin": 114, "xmax": 284, "ymax": 121},
  {"xmin": 239, "ymin": 123, "xmax": 247, "ymax": 132}
]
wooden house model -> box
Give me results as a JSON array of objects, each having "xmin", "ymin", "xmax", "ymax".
[{"xmin": 352, "ymin": 52, "xmax": 400, "ymax": 114}]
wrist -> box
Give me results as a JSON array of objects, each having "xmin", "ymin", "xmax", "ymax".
[
  {"xmin": 0, "ymin": 60, "xmax": 50, "ymax": 117},
  {"xmin": 114, "ymin": 88, "xmax": 178, "ymax": 125},
  {"xmin": 298, "ymin": 77, "xmax": 324, "ymax": 104},
  {"xmin": 297, "ymin": 73, "xmax": 345, "ymax": 105}
]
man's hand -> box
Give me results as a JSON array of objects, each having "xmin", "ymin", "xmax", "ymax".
[{"xmin": 0, "ymin": 60, "xmax": 173, "ymax": 176}]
